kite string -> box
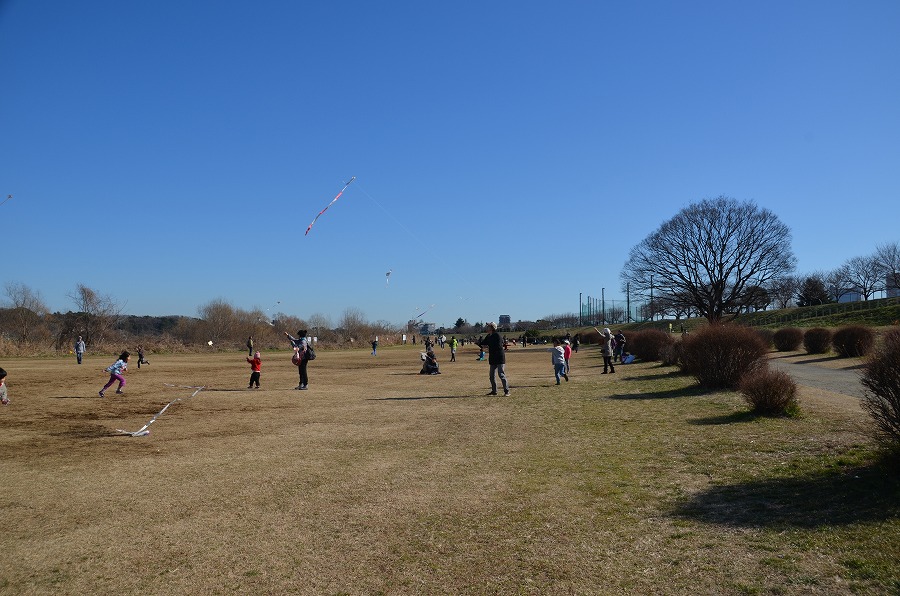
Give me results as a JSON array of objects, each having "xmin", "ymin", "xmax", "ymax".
[{"xmin": 355, "ymin": 182, "xmax": 480, "ymax": 313}]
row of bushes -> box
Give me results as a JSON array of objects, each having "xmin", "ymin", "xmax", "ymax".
[
  {"xmin": 625, "ymin": 325, "xmax": 900, "ymax": 452},
  {"xmin": 770, "ymin": 326, "xmax": 875, "ymax": 357}
]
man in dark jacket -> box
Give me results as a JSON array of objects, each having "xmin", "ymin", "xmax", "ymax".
[{"xmin": 479, "ymin": 322, "xmax": 510, "ymax": 396}]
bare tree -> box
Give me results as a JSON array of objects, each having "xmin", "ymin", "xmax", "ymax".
[
  {"xmin": 67, "ymin": 284, "xmax": 122, "ymax": 346},
  {"xmin": 875, "ymin": 241, "xmax": 900, "ymax": 295},
  {"xmin": 620, "ymin": 197, "xmax": 796, "ymax": 323},
  {"xmin": 768, "ymin": 276, "xmax": 799, "ymax": 309},
  {"xmin": 338, "ymin": 308, "xmax": 368, "ymax": 344},
  {"xmin": 197, "ymin": 299, "xmax": 238, "ymax": 344},
  {"xmin": 825, "ymin": 266, "xmax": 854, "ymax": 302},
  {"xmin": 843, "ymin": 254, "xmax": 884, "ymax": 300},
  {"xmin": 3, "ymin": 282, "xmax": 49, "ymax": 343}
]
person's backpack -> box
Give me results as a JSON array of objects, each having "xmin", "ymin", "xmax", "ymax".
[{"xmin": 305, "ymin": 345, "xmax": 316, "ymax": 360}]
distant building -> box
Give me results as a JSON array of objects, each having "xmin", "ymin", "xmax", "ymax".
[
  {"xmin": 838, "ymin": 291, "xmax": 862, "ymax": 303},
  {"xmin": 888, "ymin": 273, "xmax": 900, "ymax": 298},
  {"xmin": 499, "ymin": 315, "xmax": 511, "ymax": 328},
  {"xmin": 420, "ymin": 323, "xmax": 436, "ymax": 335}
]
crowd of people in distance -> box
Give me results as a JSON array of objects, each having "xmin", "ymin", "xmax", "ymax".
[{"xmin": 0, "ymin": 327, "xmax": 630, "ymax": 405}]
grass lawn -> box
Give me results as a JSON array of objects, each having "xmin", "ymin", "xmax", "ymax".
[{"xmin": 0, "ymin": 343, "xmax": 898, "ymax": 594}]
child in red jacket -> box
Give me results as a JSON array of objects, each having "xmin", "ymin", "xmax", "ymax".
[{"xmin": 247, "ymin": 351, "xmax": 262, "ymax": 389}]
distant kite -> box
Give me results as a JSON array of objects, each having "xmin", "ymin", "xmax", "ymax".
[
  {"xmin": 386, "ymin": 269, "xmax": 392, "ymax": 285},
  {"xmin": 414, "ymin": 304, "xmax": 436, "ymax": 319},
  {"xmin": 0, "ymin": 195, "xmax": 11, "ymax": 207},
  {"xmin": 305, "ymin": 177, "xmax": 356, "ymax": 235}
]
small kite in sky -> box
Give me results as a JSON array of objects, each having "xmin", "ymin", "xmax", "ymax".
[
  {"xmin": 305, "ymin": 177, "xmax": 356, "ymax": 236},
  {"xmin": 414, "ymin": 304, "xmax": 436, "ymax": 319},
  {"xmin": 0, "ymin": 195, "xmax": 11, "ymax": 207},
  {"xmin": 386, "ymin": 270, "xmax": 392, "ymax": 285}
]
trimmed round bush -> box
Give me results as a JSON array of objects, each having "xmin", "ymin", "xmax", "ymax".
[
  {"xmin": 832, "ymin": 325, "xmax": 875, "ymax": 358},
  {"xmin": 773, "ymin": 327, "xmax": 804, "ymax": 352},
  {"xmin": 802, "ymin": 327, "xmax": 832, "ymax": 354},
  {"xmin": 740, "ymin": 366, "xmax": 799, "ymax": 416},
  {"xmin": 861, "ymin": 328, "xmax": 900, "ymax": 451},
  {"xmin": 753, "ymin": 328, "xmax": 775, "ymax": 350},
  {"xmin": 660, "ymin": 340, "xmax": 686, "ymax": 368},
  {"xmin": 629, "ymin": 329, "xmax": 674, "ymax": 362},
  {"xmin": 682, "ymin": 325, "xmax": 769, "ymax": 389}
]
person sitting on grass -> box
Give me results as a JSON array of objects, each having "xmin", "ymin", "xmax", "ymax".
[{"xmin": 420, "ymin": 350, "xmax": 441, "ymax": 375}]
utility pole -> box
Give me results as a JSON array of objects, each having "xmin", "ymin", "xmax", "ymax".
[
  {"xmin": 579, "ymin": 292, "xmax": 582, "ymax": 326},
  {"xmin": 626, "ymin": 282, "xmax": 631, "ymax": 323},
  {"xmin": 601, "ymin": 288, "xmax": 605, "ymax": 325}
]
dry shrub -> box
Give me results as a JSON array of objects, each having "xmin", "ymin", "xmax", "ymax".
[
  {"xmin": 629, "ymin": 329, "xmax": 674, "ymax": 362},
  {"xmin": 832, "ymin": 325, "xmax": 875, "ymax": 358},
  {"xmin": 581, "ymin": 329, "xmax": 601, "ymax": 345},
  {"xmin": 740, "ymin": 366, "xmax": 799, "ymax": 416},
  {"xmin": 773, "ymin": 327, "xmax": 804, "ymax": 352},
  {"xmin": 861, "ymin": 329, "xmax": 900, "ymax": 452},
  {"xmin": 802, "ymin": 327, "xmax": 832, "ymax": 354},
  {"xmin": 682, "ymin": 325, "xmax": 769, "ymax": 389},
  {"xmin": 660, "ymin": 340, "xmax": 686, "ymax": 368},
  {"xmin": 753, "ymin": 328, "xmax": 775, "ymax": 350}
]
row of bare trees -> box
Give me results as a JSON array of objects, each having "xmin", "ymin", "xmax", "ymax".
[{"xmin": 0, "ymin": 283, "xmax": 402, "ymax": 356}]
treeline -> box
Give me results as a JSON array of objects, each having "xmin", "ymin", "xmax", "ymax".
[{"xmin": 0, "ymin": 284, "xmax": 402, "ymax": 356}]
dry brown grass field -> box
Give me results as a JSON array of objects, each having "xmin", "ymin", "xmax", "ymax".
[{"xmin": 1, "ymin": 343, "xmax": 898, "ymax": 595}]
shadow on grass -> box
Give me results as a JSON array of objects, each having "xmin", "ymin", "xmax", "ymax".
[
  {"xmin": 367, "ymin": 394, "xmax": 480, "ymax": 401},
  {"xmin": 689, "ymin": 411, "xmax": 758, "ymax": 425},
  {"xmin": 608, "ymin": 384, "xmax": 707, "ymax": 401},
  {"xmin": 674, "ymin": 459, "xmax": 900, "ymax": 528}
]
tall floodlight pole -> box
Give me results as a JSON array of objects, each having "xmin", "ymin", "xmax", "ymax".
[
  {"xmin": 601, "ymin": 288, "xmax": 605, "ymax": 324},
  {"xmin": 579, "ymin": 292, "xmax": 582, "ymax": 326},
  {"xmin": 627, "ymin": 282, "xmax": 631, "ymax": 323}
]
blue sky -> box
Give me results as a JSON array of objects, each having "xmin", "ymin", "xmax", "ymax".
[{"xmin": 2, "ymin": 1, "xmax": 898, "ymax": 328}]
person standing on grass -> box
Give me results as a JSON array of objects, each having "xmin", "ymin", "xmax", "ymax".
[
  {"xmin": 594, "ymin": 327, "xmax": 616, "ymax": 374},
  {"xmin": 371, "ymin": 337, "xmax": 378, "ymax": 356},
  {"xmin": 613, "ymin": 331, "xmax": 626, "ymax": 362},
  {"xmin": 550, "ymin": 338, "xmax": 569, "ymax": 385},
  {"xmin": 563, "ymin": 339, "xmax": 572, "ymax": 373},
  {"xmin": 285, "ymin": 330, "xmax": 310, "ymax": 390},
  {"xmin": 478, "ymin": 322, "xmax": 510, "ymax": 396},
  {"xmin": 246, "ymin": 351, "xmax": 262, "ymax": 389},
  {"xmin": 449, "ymin": 336, "xmax": 458, "ymax": 362},
  {"xmin": 247, "ymin": 336, "xmax": 254, "ymax": 357},
  {"xmin": 0, "ymin": 367, "xmax": 9, "ymax": 405},
  {"xmin": 99, "ymin": 351, "xmax": 130, "ymax": 397},
  {"xmin": 74, "ymin": 336, "xmax": 86, "ymax": 364}
]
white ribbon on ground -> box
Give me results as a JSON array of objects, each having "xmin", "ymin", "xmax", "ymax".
[{"xmin": 116, "ymin": 384, "xmax": 206, "ymax": 437}]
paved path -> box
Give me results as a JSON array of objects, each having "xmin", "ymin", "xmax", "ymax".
[{"xmin": 768, "ymin": 359, "xmax": 867, "ymax": 399}]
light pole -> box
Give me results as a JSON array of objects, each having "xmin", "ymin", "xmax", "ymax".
[
  {"xmin": 601, "ymin": 288, "xmax": 605, "ymax": 325},
  {"xmin": 579, "ymin": 292, "xmax": 582, "ymax": 326}
]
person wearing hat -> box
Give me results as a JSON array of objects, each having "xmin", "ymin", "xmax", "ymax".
[
  {"xmin": 594, "ymin": 327, "xmax": 616, "ymax": 374},
  {"xmin": 478, "ymin": 322, "xmax": 510, "ymax": 396},
  {"xmin": 563, "ymin": 339, "xmax": 572, "ymax": 374}
]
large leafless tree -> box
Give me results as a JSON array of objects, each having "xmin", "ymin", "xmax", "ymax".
[
  {"xmin": 67, "ymin": 284, "xmax": 122, "ymax": 346},
  {"xmin": 842, "ymin": 254, "xmax": 884, "ymax": 300},
  {"xmin": 620, "ymin": 196, "xmax": 796, "ymax": 323}
]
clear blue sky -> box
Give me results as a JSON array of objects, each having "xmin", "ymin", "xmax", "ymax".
[{"xmin": 2, "ymin": 1, "xmax": 898, "ymax": 328}]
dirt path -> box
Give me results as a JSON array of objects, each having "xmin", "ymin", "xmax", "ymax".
[{"xmin": 768, "ymin": 354, "xmax": 867, "ymax": 399}]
